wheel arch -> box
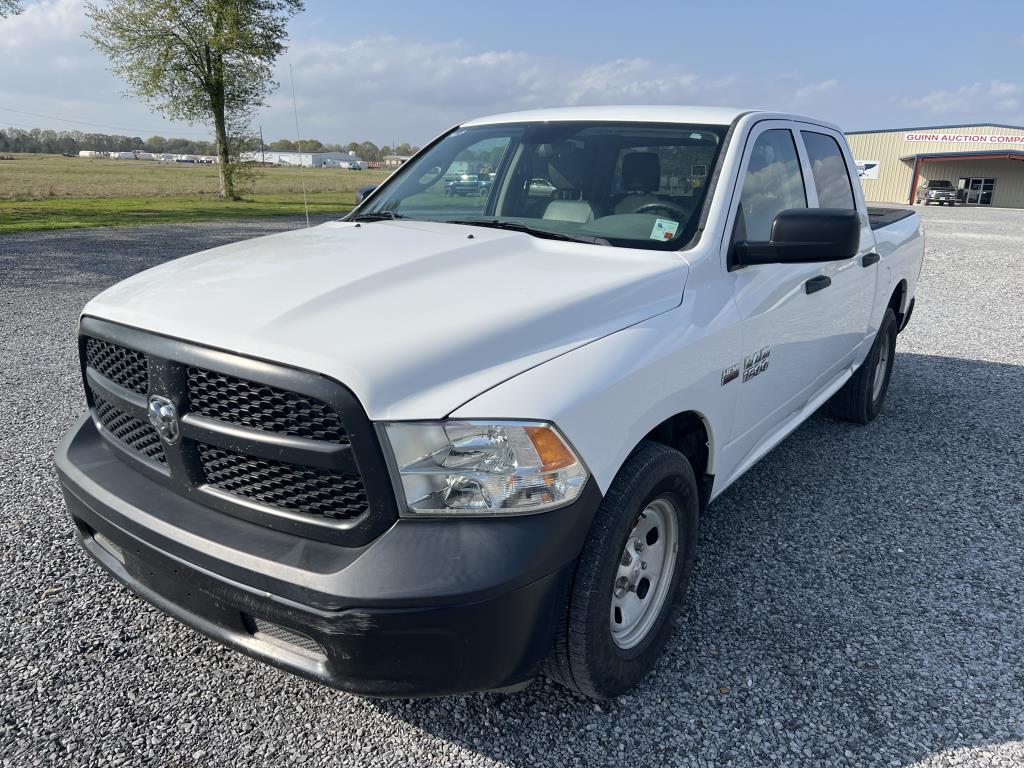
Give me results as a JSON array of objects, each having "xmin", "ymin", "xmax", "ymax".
[
  {"xmin": 888, "ymin": 279, "xmax": 907, "ymax": 317},
  {"xmin": 636, "ymin": 409, "xmax": 714, "ymax": 510}
]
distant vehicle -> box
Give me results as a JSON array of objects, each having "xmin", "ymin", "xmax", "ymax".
[
  {"xmin": 916, "ymin": 179, "xmax": 957, "ymax": 206},
  {"xmin": 528, "ymin": 177, "xmax": 557, "ymax": 196},
  {"xmin": 444, "ymin": 175, "xmax": 491, "ymax": 196}
]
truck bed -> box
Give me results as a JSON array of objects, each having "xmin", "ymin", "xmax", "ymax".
[{"xmin": 867, "ymin": 207, "xmax": 916, "ymax": 231}]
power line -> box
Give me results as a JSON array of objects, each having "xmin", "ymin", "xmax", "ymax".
[{"xmin": 0, "ymin": 105, "xmax": 212, "ymax": 137}]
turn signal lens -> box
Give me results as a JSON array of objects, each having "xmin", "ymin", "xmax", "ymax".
[
  {"xmin": 382, "ymin": 421, "xmax": 588, "ymax": 517},
  {"xmin": 524, "ymin": 425, "xmax": 576, "ymax": 471}
]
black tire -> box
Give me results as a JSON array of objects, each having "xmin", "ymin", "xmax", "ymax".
[
  {"xmin": 544, "ymin": 441, "xmax": 699, "ymax": 699},
  {"xmin": 829, "ymin": 308, "xmax": 898, "ymax": 424}
]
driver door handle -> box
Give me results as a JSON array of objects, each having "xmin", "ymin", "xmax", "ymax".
[
  {"xmin": 862, "ymin": 252, "xmax": 881, "ymax": 267},
  {"xmin": 805, "ymin": 275, "xmax": 832, "ymax": 295}
]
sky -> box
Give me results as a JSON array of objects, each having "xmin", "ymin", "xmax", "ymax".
[{"xmin": 1, "ymin": 0, "xmax": 1022, "ymax": 146}]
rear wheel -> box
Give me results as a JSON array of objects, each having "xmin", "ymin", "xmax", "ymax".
[
  {"xmin": 829, "ymin": 308, "xmax": 898, "ymax": 424},
  {"xmin": 545, "ymin": 442, "xmax": 698, "ymax": 699}
]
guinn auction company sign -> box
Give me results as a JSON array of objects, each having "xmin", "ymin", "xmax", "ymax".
[{"xmin": 905, "ymin": 132, "xmax": 1024, "ymax": 144}]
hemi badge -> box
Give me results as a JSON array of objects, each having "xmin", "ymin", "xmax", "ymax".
[{"xmin": 721, "ymin": 364, "xmax": 739, "ymax": 386}]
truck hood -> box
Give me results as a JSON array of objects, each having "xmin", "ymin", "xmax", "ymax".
[{"xmin": 84, "ymin": 220, "xmax": 688, "ymax": 419}]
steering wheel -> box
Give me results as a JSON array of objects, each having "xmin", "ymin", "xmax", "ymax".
[{"xmin": 633, "ymin": 201, "xmax": 688, "ymax": 218}]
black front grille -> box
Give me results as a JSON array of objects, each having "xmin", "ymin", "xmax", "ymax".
[
  {"xmin": 198, "ymin": 444, "xmax": 368, "ymax": 521},
  {"xmin": 79, "ymin": 318, "xmax": 395, "ymax": 546},
  {"xmin": 85, "ymin": 337, "xmax": 148, "ymax": 394},
  {"xmin": 94, "ymin": 396, "xmax": 166, "ymax": 465},
  {"xmin": 187, "ymin": 366, "xmax": 348, "ymax": 443}
]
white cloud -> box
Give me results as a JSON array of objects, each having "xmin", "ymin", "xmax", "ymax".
[
  {"xmin": 565, "ymin": 59, "xmax": 701, "ymax": 103},
  {"xmin": 0, "ymin": 0, "xmax": 85, "ymax": 50},
  {"xmin": 902, "ymin": 80, "xmax": 1022, "ymax": 115},
  {"xmin": 794, "ymin": 79, "xmax": 839, "ymax": 100},
  {"xmin": 0, "ymin": 19, "xmax": 867, "ymax": 144},
  {"xmin": 276, "ymin": 37, "xmax": 751, "ymax": 142}
]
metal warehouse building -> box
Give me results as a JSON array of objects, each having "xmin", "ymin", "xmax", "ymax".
[{"xmin": 845, "ymin": 123, "xmax": 1024, "ymax": 207}]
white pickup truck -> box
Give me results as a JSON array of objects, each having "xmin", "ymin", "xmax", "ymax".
[{"xmin": 57, "ymin": 106, "xmax": 923, "ymax": 699}]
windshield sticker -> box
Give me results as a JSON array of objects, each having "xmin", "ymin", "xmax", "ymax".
[{"xmin": 650, "ymin": 218, "xmax": 679, "ymax": 241}]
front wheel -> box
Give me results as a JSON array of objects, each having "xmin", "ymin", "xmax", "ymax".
[
  {"xmin": 829, "ymin": 308, "xmax": 898, "ymax": 424},
  {"xmin": 545, "ymin": 442, "xmax": 698, "ymax": 699}
]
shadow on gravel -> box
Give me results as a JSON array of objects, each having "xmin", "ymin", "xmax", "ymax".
[{"xmin": 368, "ymin": 352, "xmax": 1024, "ymax": 766}]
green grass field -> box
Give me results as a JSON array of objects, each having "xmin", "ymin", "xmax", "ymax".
[{"xmin": 0, "ymin": 154, "xmax": 391, "ymax": 233}]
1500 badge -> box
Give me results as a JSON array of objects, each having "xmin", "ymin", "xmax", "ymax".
[{"xmin": 743, "ymin": 346, "xmax": 770, "ymax": 382}]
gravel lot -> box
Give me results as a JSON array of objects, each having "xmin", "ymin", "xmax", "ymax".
[{"xmin": 1, "ymin": 207, "xmax": 1022, "ymax": 767}]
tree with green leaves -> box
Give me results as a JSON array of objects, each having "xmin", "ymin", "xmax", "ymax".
[
  {"xmin": 84, "ymin": 0, "xmax": 304, "ymax": 199},
  {"xmin": 0, "ymin": 0, "xmax": 21, "ymax": 17}
]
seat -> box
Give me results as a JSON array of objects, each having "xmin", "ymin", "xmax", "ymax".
[
  {"xmin": 543, "ymin": 200, "xmax": 595, "ymax": 223},
  {"xmin": 615, "ymin": 152, "xmax": 662, "ymax": 214},
  {"xmin": 536, "ymin": 143, "xmax": 596, "ymax": 223}
]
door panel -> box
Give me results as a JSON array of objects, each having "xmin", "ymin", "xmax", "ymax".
[
  {"xmin": 723, "ymin": 123, "xmax": 825, "ymax": 447},
  {"xmin": 797, "ymin": 128, "xmax": 876, "ymax": 375}
]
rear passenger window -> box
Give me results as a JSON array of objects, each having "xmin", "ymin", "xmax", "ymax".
[
  {"xmin": 737, "ymin": 129, "xmax": 806, "ymax": 241},
  {"xmin": 801, "ymin": 131, "xmax": 855, "ymax": 209}
]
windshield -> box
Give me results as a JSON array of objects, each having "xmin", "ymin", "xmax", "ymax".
[
  {"xmin": 928, "ymin": 180, "xmax": 954, "ymax": 188},
  {"xmin": 356, "ymin": 121, "xmax": 728, "ymax": 250}
]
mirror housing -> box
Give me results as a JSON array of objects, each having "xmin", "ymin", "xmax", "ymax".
[
  {"xmin": 355, "ymin": 184, "xmax": 378, "ymax": 204},
  {"xmin": 734, "ymin": 208, "xmax": 860, "ymax": 267}
]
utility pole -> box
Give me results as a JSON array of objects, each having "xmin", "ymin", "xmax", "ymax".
[{"xmin": 259, "ymin": 125, "xmax": 265, "ymax": 165}]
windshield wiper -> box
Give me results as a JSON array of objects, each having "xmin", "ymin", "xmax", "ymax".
[
  {"xmin": 351, "ymin": 210, "xmax": 407, "ymax": 222},
  {"xmin": 447, "ymin": 219, "xmax": 610, "ymax": 246}
]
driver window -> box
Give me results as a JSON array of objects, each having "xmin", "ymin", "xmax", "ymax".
[{"xmin": 736, "ymin": 129, "xmax": 806, "ymax": 241}]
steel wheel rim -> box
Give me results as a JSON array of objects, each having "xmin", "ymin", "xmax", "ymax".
[
  {"xmin": 610, "ymin": 496, "xmax": 679, "ymax": 650},
  {"xmin": 872, "ymin": 332, "xmax": 891, "ymax": 401}
]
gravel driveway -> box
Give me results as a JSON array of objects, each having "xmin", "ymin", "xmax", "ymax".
[{"xmin": 1, "ymin": 209, "xmax": 1022, "ymax": 767}]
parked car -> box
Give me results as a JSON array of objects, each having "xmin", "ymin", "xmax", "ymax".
[
  {"xmin": 444, "ymin": 174, "xmax": 491, "ymax": 196},
  {"xmin": 528, "ymin": 177, "xmax": 558, "ymax": 196},
  {"xmin": 57, "ymin": 106, "xmax": 923, "ymax": 700},
  {"xmin": 916, "ymin": 179, "xmax": 957, "ymax": 205}
]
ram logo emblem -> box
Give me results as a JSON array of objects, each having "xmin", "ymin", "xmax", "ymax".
[{"xmin": 147, "ymin": 395, "xmax": 180, "ymax": 444}]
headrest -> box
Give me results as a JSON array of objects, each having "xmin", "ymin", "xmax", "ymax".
[
  {"xmin": 543, "ymin": 200, "xmax": 595, "ymax": 223},
  {"xmin": 549, "ymin": 155, "xmax": 586, "ymax": 191},
  {"xmin": 622, "ymin": 152, "xmax": 660, "ymax": 192}
]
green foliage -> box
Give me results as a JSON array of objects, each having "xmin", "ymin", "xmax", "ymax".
[
  {"xmin": 0, "ymin": 127, "xmax": 216, "ymax": 155},
  {"xmin": 0, "ymin": 127, "xmax": 418, "ymax": 159},
  {"xmin": 84, "ymin": 0, "xmax": 303, "ymax": 199},
  {"xmin": 0, "ymin": 0, "xmax": 20, "ymax": 17}
]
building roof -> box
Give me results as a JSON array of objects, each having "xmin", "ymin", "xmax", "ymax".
[
  {"xmin": 847, "ymin": 122, "xmax": 1024, "ymax": 135},
  {"xmin": 899, "ymin": 149, "xmax": 1024, "ymax": 161}
]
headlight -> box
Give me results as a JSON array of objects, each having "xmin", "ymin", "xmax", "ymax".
[{"xmin": 381, "ymin": 421, "xmax": 588, "ymax": 517}]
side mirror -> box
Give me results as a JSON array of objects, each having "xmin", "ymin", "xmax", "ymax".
[
  {"xmin": 355, "ymin": 184, "xmax": 378, "ymax": 204},
  {"xmin": 734, "ymin": 208, "xmax": 860, "ymax": 266}
]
